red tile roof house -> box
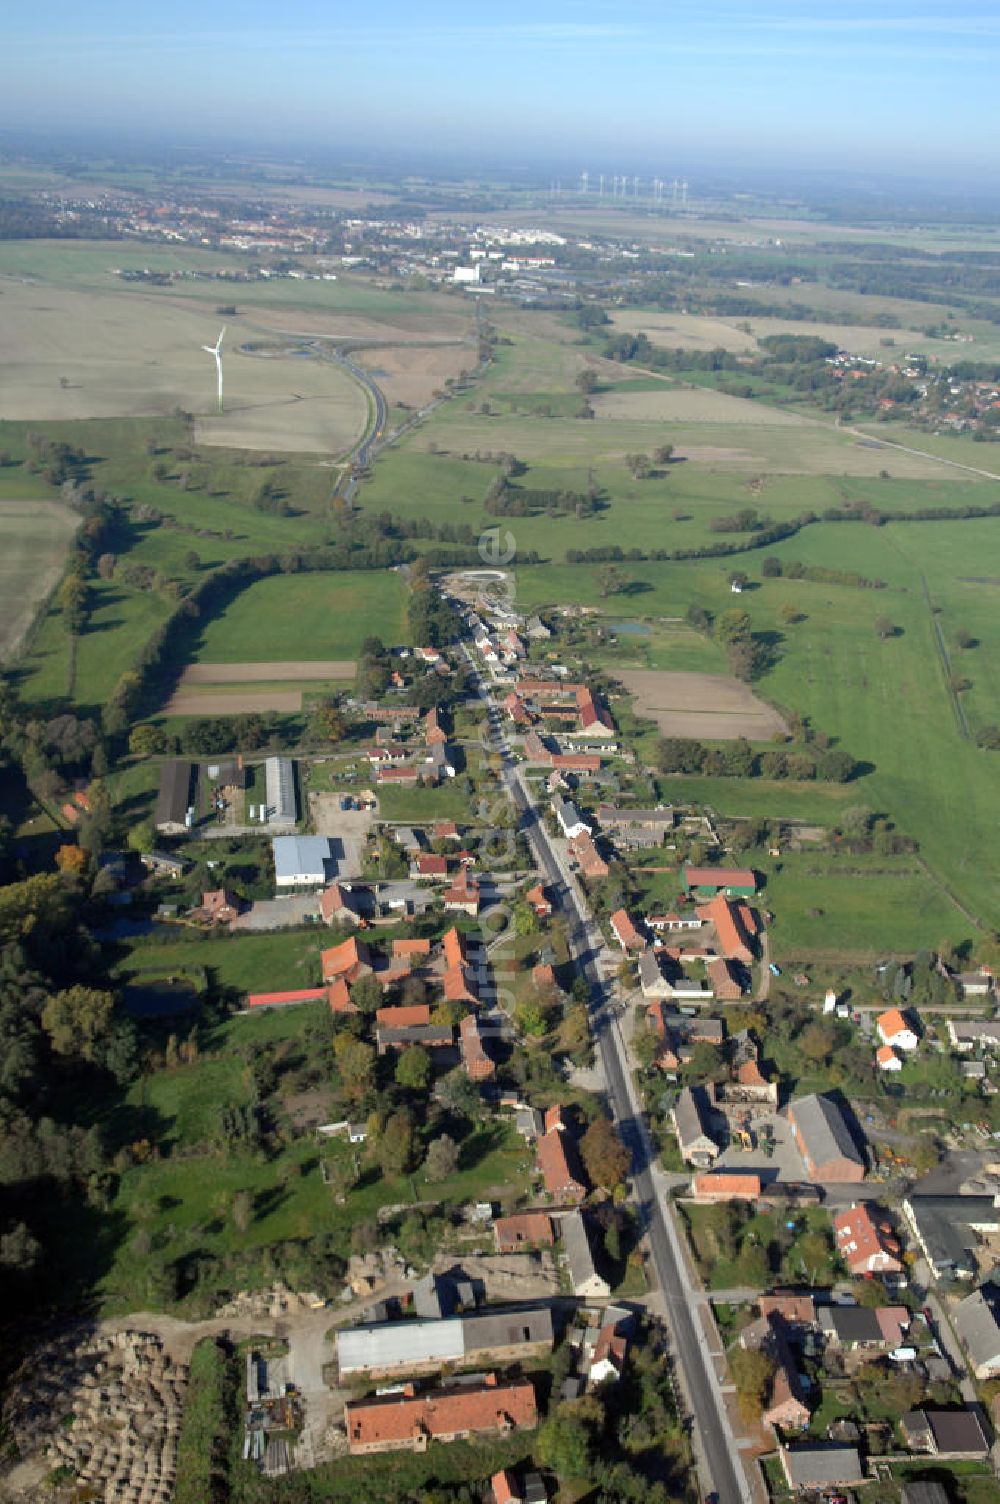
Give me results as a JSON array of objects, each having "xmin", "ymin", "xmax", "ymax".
[
  {"xmin": 192, "ymin": 888, "xmax": 243, "ymax": 925},
  {"xmin": 248, "ymin": 987, "xmax": 329, "ymax": 1010},
  {"xmin": 572, "ymin": 686, "xmax": 616, "ymax": 739},
  {"xmin": 442, "ymin": 926, "xmax": 469, "ymax": 970},
  {"xmin": 319, "ymin": 882, "xmax": 365, "ymax": 926},
  {"xmin": 491, "ymin": 1469, "xmax": 522, "ymax": 1504},
  {"xmin": 368, "ymin": 741, "xmax": 410, "ymax": 764},
  {"xmin": 707, "ymin": 957, "xmax": 745, "ymax": 1001},
  {"xmin": 876, "ymin": 1007, "xmax": 920, "ymax": 1052},
  {"xmin": 345, "ymin": 1375, "xmax": 537, "ymax": 1455},
  {"xmin": 327, "ymin": 978, "xmax": 359, "ymax": 1015},
  {"xmin": 590, "ymin": 1320, "xmax": 629, "ymax": 1385},
  {"xmin": 376, "ymin": 1003, "xmax": 433, "ymax": 1030},
  {"xmin": 494, "ymin": 1212, "xmax": 555, "ymax": 1254},
  {"xmin": 424, "ymin": 708, "xmax": 448, "ymax": 745},
  {"xmin": 433, "ymin": 821, "xmax": 462, "ymax": 842},
  {"xmin": 444, "ymin": 877, "xmax": 481, "ymax": 916},
  {"xmin": 536, "ymin": 1126, "xmax": 588, "ymax": 1203},
  {"xmin": 502, "ymin": 693, "xmax": 532, "ymax": 726},
  {"xmin": 691, "ymin": 1172, "xmax": 762, "ymax": 1202},
  {"xmin": 525, "ymin": 883, "xmax": 553, "ymax": 919},
  {"xmin": 833, "ymin": 1203, "xmax": 903, "ymax": 1277},
  {"xmin": 321, "ymin": 936, "xmax": 373, "ymax": 985},
  {"xmin": 568, "ymin": 832, "xmax": 609, "ymax": 879},
  {"xmin": 684, "ymin": 866, "xmax": 756, "ymax": 899},
  {"xmin": 696, "ymin": 893, "xmax": 756, "ymax": 965},
  {"xmin": 377, "ymin": 765, "xmax": 421, "ymax": 785},
  {"xmin": 522, "ymin": 730, "xmax": 553, "ymax": 765},
  {"xmin": 393, "ymin": 937, "xmax": 433, "ymax": 962},
  {"xmin": 610, "ymin": 908, "xmax": 647, "ymax": 953},
  {"xmin": 461, "ymin": 1012, "xmax": 496, "ymax": 1081},
  {"xmin": 414, "ymin": 854, "xmax": 449, "ymax": 881},
  {"xmin": 741, "ymin": 1313, "xmax": 811, "ymax": 1431},
  {"xmin": 444, "ymin": 965, "xmax": 480, "ymax": 1006},
  {"xmin": 759, "ymin": 1294, "xmax": 817, "ymax": 1330},
  {"xmin": 551, "ymin": 753, "xmax": 602, "ymax": 774}
]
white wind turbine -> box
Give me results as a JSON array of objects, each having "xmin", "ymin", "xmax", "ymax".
[{"xmin": 201, "ymin": 326, "xmax": 226, "ymax": 412}]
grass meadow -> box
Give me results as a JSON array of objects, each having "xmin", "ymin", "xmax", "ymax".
[
  {"xmin": 91, "ymin": 999, "xmax": 531, "ymax": 1313},
  {"xmin": 518, "ymin": 517, "xmax": 1000, "ymax": 932},
  {"xmin": 190, "ymin": 569, "xmax": 410, "ymax": 664}
]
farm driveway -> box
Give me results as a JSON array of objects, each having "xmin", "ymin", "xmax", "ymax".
[
  {"xmin": 309, "ymin": 793, "xmax": 375, "ymax": 879},
  {"xmin": 232, "ymin": 895, "xmax": 321, "ymax": 931}
]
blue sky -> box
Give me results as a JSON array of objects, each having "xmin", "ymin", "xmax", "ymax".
[{"xmin": 4, "ymin": 1, "xmax": 997, "ymax": 175}]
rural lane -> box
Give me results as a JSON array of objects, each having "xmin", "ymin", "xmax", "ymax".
[{"xmin": 464, "ymin": 642, "xmax": 753, "ymax": 1504}]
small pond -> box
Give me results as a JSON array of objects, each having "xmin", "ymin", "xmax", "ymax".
[{"xmin": 124, "ymin": 978, "xmax": 202, "ymax": 1020}]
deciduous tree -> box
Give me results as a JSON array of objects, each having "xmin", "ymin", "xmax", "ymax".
[{"xmin": 581, "ymin": 1116, "xmax": 630, "ymax": 1190}]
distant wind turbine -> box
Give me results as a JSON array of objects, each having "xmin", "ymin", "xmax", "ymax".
[{"xmin": 201, "ymin": 327, "xmax": 225, "ymax": 412}]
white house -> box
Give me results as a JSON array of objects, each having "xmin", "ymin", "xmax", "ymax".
[
  {"xmin": 876, "ymin": 1045, "xmax": 903, "ymax": 1072},
  {"xmin": 876, "ymin": 1008, "xmax": 920, "ymax": 1052},
  {"xmin": 553, "ymin": 798, "xmax": 592, "ymax": 841}
]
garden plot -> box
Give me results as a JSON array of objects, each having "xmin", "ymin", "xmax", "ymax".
[
  {"xmin": 617, "ymin": 669, "xmax": 787, "ymax": 739},
  {"xmin": 591, "ymin": 386, "xmax": 812, "ymax": 425}
]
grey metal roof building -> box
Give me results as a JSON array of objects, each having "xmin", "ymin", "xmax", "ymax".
[
  {"xmin": 672, "ymin": 1086, "xmax": 720, "ymax": 1166},
  {"xmin": 560, "ymin": 1210, "xmax": 610, "ymax": 1299},
  {"xmin": 336, "ymin": 1307, "xmax": 553, "ymax": 1379},
  {"xmin": 597, "ymin": 805, "xmax": 675, "ymax": 828},
  {"xmin": 901, "ymin": 1483, "xmax": 950, "ymax": 1504},
  {"xmin": 788, "ymin": 1093, "xmax": 864, "ymax": 1180},
  {"xmin": 272, "ymin": 834, "xmax": 333, "ymax": 887},
  {"xmin": 780, "ymin": 1445, "xmax": 865, "ymax": 1489},
  {"xmin": 154, "ymin": 761, "xmax": 194, "ymax": 833},
  {"xmin": 818, "ymin": 1306, "xmax": 884, "ymax": 1346},
  {"xmin": 264, "ymin": 755, "xmax": 297, "ymax": 824},
  {"xmin": 338, "ymin": 1319, "xmax": 463, "ymax": 1377},
  {"xmin": 954, "ymin": 1284, "xmax": 1000, "ymax": 1376},
  {"xmin": 903, "ymin": 1196, "xmax": 1000, "ymax": 1280}
]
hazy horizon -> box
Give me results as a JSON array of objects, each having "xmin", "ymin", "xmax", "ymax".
[{"xmin": 5, "ymin": 1, "xmax": 999, "ymax": 181}]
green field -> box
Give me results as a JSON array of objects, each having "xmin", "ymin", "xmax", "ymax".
[
  {"xmin": 116, "ymin": 929, "xmax": 327, "ymax": 996},
  {"xmin": 518, "ymin": 519, "xmax": 1000, "ymax": 932},
  {"xmin": 762, "ymin": 855, "xmax": 971, "ymax": 960},
  {"xmin": 16, "ymin": 577, "xmax": 173, "ymax": 710},
  {"xmin": 0, "ymin": 497, "xmax": 79, "ymax": 661},
  {"xmin": 191, "ymin": 569, "xmax": 410, "ymax": 663}
]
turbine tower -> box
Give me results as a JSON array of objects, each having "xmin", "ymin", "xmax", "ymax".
[{"xmin": 201, "ymin": 327, "xmax": 225, "ymax": 412}]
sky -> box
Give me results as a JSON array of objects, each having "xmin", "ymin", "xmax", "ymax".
[{"xmin": 4, "ymin": 1, "xmax": 998, "ymax": 178}]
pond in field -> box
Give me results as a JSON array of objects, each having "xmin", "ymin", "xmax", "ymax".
[
  {"xmin": 610, "ymin": 622, "xmax": 651, "ymax": 636},
  {"xmin": 124, "ymin": 978, "xmax": 202, "ymax": 1019}
]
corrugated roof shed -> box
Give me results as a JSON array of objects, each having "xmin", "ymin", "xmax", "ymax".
[
  {"xmin": 337, "ymin": 1318, "xmax": 464, "ymax": 1375},
  {"xmin": 272, "ymin": 834, "xmax": 332, "ymax": 882},
  {"xmin": 789, "ymin": 1093, "xmax": 862, "ymax": 1171},
  {"xmin": 265, "ymin": 755, "xmax": 297, "ymax": 823},
  {"xmin": 154, "ymin": 760, "xmax": 193, "ymax": 829},
  {"xmin": 560, "ymin": 1210, "xmax": 609, "ymax": 1296}
]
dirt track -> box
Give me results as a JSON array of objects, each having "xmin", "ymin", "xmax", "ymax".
[
  {"xmin": 182, "ymin": 660, "xmax": 355, "ymax": 682},
  {"xmin": 617, "ymin": 669, "xmax": 787, "ymax": 739},
  {"xmin": 163, "ymin": 690, "xmax": 304, "ymax": 715}
]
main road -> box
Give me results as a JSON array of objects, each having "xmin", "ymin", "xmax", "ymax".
[{"xmin": 464, "ymin": 644, "xmax": 751, "ymax": 1504}]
